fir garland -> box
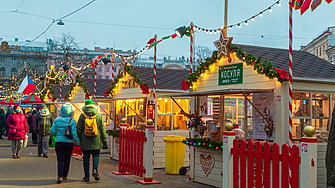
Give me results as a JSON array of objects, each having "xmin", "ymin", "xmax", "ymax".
[
  {"xmin": 106, "ymin": 130, "xmax": 120, "ymax": 137},
  {"xmin": 40, "ymin": 81, "xmax": 57, "ymax": 102},
  {"xmin": 107, "ymin": 65, "xmax": 148, "ymax": 96},
  {"xmin": 65, "ymin": 74, "xmax": 90, "ymax": 100},
  {"xmin": 185, "ymin": 44, "xmax": 288, "ymax": 88}
]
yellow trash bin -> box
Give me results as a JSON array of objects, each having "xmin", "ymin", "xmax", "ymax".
[{"xmin": 162, "ymin": 135, "xmax": 188, "ymax": 175}]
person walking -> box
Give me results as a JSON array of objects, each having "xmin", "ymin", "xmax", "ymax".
[
  {"xmin": 77, "ymin": 100, "xmax": 108, "ymax": 182},
  {"xmin": 28, "ymin": 108, "xmax": 38, "ymax": 144},
  {"xmin": 6, "ymin": 104, "xmax": 28, "ymax": 158},
  {"xmin": 33, "ymin": 104, "xmax": 53, "ymax": 158},
  {"xmin": 5, "ymin": 106, "xmax": 12, "ymax": 136},
  {"xmin": 0, "ymin": 107, "xmax": 6, "ymax": 139},
  {"xmin": 50, "ymin": 102, "xmax": 80, "ymax": 184}
]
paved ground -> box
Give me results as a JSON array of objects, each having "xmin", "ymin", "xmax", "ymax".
[{"xmin": 0, "ymin": 135, "xmax": 214, "ymax": 188}]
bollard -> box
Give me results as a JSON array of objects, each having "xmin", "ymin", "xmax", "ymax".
[
  {"xmin": 189, "ymin": 127, "xmax": 195, "ymax": 180},
  {"xmin": 222, "ymin": 123, "xmax": 235, "ymax": 188},
  {"xmin": 137, "ymin": 119, "xmax": 161, "ymax": 184},
  {"xmin": 112, "ymin": 118, "xmax": 130, "ymax": 175},
  {"xmin": 300, "ymin": 126, "xmax": 317, "ymax": 188}
]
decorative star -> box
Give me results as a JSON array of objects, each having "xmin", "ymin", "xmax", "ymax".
[{"xmin": 213, "ymin": 30, "xmax": 233, "ymax": 60}]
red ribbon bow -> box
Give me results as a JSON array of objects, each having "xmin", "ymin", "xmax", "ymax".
[
  {"xmin": 181, "ymin": 80, "xmax": 189, "ymax": 91},
  {"xmin": 85, "ymin": 93, "xmax": 90, "ymax": 100},
  {"xmin": 140, "ymin": 84, "xmax": 149, "ymax": 94},
  {"xmin": 104, "ymin": 90, "xmax": 108, "ymax": 98},
  {"xmin": 275, "ymin": 68, "xmax": 289, "ymax": 80}
]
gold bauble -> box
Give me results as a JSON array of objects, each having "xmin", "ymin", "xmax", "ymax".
[
  {"xmin": 147, "ymin": 119, "xmax": 153, "ymax": 125},
  {"xmin": 225, "ymin": 123, "xmax": 234, "ymax": 131},
  {"xmin": 121, "ymin": 118, "xmax": 127, "ymax": 124},
  {"xmin": 303, "ymin": 126, "xmax": 315, "ymax": 137}
]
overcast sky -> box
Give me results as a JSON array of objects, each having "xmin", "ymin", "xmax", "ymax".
[{"xmin": 0, "ymin": 0, "xmax": 334, "ymax": 59}]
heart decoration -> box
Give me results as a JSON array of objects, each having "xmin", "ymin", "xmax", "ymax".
[
  {"xmin": 114, "ymin": 137, "xmax": 120, "ymax": 155},
  {"xmin": 199, "ymin": 153, "xmax": 215, "ymax": 177}
]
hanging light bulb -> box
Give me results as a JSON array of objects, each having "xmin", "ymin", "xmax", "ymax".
[
  {"xmin": 228, "ymin": 26, "xmax": 232, "ymax": 30},
  {"xmin": 260, "ymin": 12, "xmax": 263, "ymax": 17},
  {"xmin": 221, "ymin": 26, "xmax": 224, "ymax": 29},
  {"xmin": 251, "ymin": 17, "xmax": 255, "ymax": 21},
  {"xmin": 245, "ymin": 21, "xmax": 248, "ymax": 25},
  {"xmin": 238, "ymin": 24, "xmax": 241, "ymax": 28},
  {"xmin": 269, "ymin": 7, "xmax": 272, "ymax": 12},
  {"xmin": 214, "ymin": 30, "xmax": 217, "ymax": 34},
  {"xmin": 209, "ymin": 30, "xmax": 212, "ymax": 34},
  {"xmin": 277, "ymin": 1, "xmax": 281, "ymax": 6},
  {"xmin": 206, "ymin": 30, "xmax": 209, "ymax": 34}
]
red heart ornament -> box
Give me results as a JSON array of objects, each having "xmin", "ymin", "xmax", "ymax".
[{"xmin": 199, "ymin": 153, "xmax": 215, "ymax": 177}]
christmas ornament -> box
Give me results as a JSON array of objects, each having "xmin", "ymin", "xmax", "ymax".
[
  {"xmin": 140, "ymin": 84, "xmax": 149, "ymax": 94},
  {"xmin": 85, "ymin": 93, "xmax": 90, "ymax": 100},
  {"xmin": 181, "ymin": 79, "xmax": 189, "ymax": 91},
  {"xmin": 213, "ymin": 30, "xmax": 233, "ymax": 60},
  {"xmin": 275, "ymin": 68, "xmax": 289, "ymax": 80}
]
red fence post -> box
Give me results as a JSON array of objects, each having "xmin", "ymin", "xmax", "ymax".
[
  {"xmin": 233, "ymin": 139, "xmax": 239, "ymax": 188},
  {"xmin": 240, "ymin": 140, "xmax": 246, "ymax": 188},
  {"xmin": 112, "ymin": 118, "xmax": 130, "ymax": 175},
  {"xmin": 137, "ymin": 119, "xmax": 160, "ymax": 184},
  {"xmin": 255, "ymin": 142, "xmax": 262, "ymax": 188},
  {"xmin": 247, "ymin": 140, "xmax": 254, "ymax": 188},
  {"xmin": 272, "ymin": 143, "xmax": 280, "ymax": 188},
  {"xmin": 281, "ymin": 144, "xmax": 290, "ymax": 188},
  {"xmin": 290, "ymin": 145, "xmax": 300, "ymax": 188},
  {"xmin": 263, "ymin": 142, "xmax": 271, "ymax": 188}
]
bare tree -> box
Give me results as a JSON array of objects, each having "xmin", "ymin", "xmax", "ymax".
[
  {"xmin": 53, "ymin": 32, "xmax": 79, "ymax": 63},
  {"xmin": 194, "ymin": 45, "xmax": 213, "ymax": 62}
]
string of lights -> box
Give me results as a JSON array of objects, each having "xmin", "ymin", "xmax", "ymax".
[{"xmin": 194, "ymin": 1, "xmax": 281, "ymax": 34}]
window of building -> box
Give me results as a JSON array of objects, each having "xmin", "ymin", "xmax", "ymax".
[
  {"xmin": 0, "ymin": 58, "xmax": 4, "ymax": 63},
  {"xmin": 92, "ymin": 75, "xmax": 94, "ymax": 78},
  {"xmin": 35, "ymin": 59, "xmax": 39, "ymax": 64},
  {"xmin": 320, "ymin": 47, "xmax": 322, "ymax": 56},
  {"xmin": 316, "ymin": 49, "xmax": 318, "ymax": 56},
  {"xmin": 98, "ymin": 67, "xmax": 102, "ymax": 71},
  {"xmin": 0, "ymin": 67, "xmax": 5, "ymax": 76},
  {"xmin": 106, "ymin": 68, "xmax": 109, "ymax": 72},
  {"xmin": 12, "ymin": 58, "xmax": 17, "ymax": 64},
  {"xmin": 98, "ymin": 75, "xmax": 102, "ymax": 79},
  {"xmin": 11, "ymin": 68, "xmax": 17, "ymax": 78},
  {"xmin": 106, "ymin": 76, "xmax": 109, "ymax": 79},
  {"xmin": 114, "ymin": 67, "xmax": 116, "ymax": 72},
  {"xmin": 323, "ymin": 45, "xmax": 325, "ymax": 55}
]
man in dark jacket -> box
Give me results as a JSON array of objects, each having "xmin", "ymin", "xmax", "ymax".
[
  {"xmin": 28, "ymin": 109, "xmax": 38, "ymax": 144},
  {"xmin": 4, "ymin": 106, "xmax": 12, "ymax": 136},
  {"xmin": 0, "ymin": 107, "xmax": 6, "ymax": 139},
  {"xmin": 33, "ymin": 104, "xmax": 53, "ymax": 158},
  {"xmin": 77, "ymin": 100, "xmax": 108, "ymax": 182}
]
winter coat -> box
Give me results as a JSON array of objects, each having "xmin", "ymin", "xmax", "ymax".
[
  {"xmin": 77, "ymin": 104, "xmax": 107, "ymax": 150},
  {"xmin": 0, "ymin": 108, "xmax": 6, "ymax": 130},
  {"xmin": 50, "ymin": 103, "xmax": 80, "ymax": 145},
  {"xmin": 6, "ymin": 111, "xmax": 28, "ymax": 140},
  {"xmin": 28, "ymin": 109, "xmax": 37, "ymax": 133},
  {"xmin": 33, "ymin": 108, "xmax": 53, "ymax": 135}
]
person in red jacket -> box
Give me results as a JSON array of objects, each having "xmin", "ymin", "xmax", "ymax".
[{"xmin": 6, "ymin": 104, "xmax": 28, "ymax": 159}]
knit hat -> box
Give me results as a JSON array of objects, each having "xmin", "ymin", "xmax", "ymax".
[
  {"xmin": 14, "ymin": 104, "xmax": 20, "ymax": 110},
  {"xmin": 36, "ymin": 104, "xmax": 41, "ymax": 111},
  {"xmin": 85, "ymin": 99, "xmax": 94, "ymax": 106},
  {"xmin": 40, "ymin": 104, "xmax": 47, "ymax": 109}
]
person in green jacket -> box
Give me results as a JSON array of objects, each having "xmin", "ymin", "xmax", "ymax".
[{"xmin": 77, "ymin": 100, "xmax": 108, "ymax": 182}]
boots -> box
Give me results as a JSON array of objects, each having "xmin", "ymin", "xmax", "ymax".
[
  {"xmin": 57, "ymin": 177, "xmax": 62, "ymax": 184},
  {"xmin": 82, "ymin": 174, "xmax": 90, "ymax": 182},
  {"xmin": 92, "ymin": 169, "xmax": 100, "ymax": 181}
]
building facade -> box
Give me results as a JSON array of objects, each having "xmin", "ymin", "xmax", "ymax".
[
  {"xmin": 133, "ymin": 56, "xmax": 200, "ymax": 70},
  {"xmin": 0, "ymin": 38, "xmax": 48, "ymax": 95},
  {"xmin": 300, "ymin": 26, "xmax": 335, "ymax": 62}
]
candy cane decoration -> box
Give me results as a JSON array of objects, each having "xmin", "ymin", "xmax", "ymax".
[
  {"xmin": 70, "ymin": 63, "xmax": 73, "ymax": 85},
  {"xmin": 112, "ymin": 50, "xmax": 115, "ymax": 82},
  {"xmin": 94, "ymin": 60, "xmax": 97, "ymax": 99},
  {"xmin": 288, "ymin": 3, "xmax": 293, "ymax": 146},
  {"xmin": 59, "ymin": 70, "xmax": 62, "ymax": 100},
  {"xmin": 190, "ymin": 22, "xmax": 194, "ymax": 74},
  {"xmin": 153, "ymin": 34, "xmax": 157, "ymax": 101}
]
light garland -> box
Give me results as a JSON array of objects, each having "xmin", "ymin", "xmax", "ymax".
[{"xmin": 193, "ymin": 1, "xmax": 281, "ymax": 33}]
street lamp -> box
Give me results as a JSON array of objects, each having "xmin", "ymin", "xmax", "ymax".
[
  {"xmin": 175, "ymin": 26, "xmax": 191, "ymax": 38},
  {"xmin": 57, "ymin": 20, "xmax": 65, "ymax": 26}
]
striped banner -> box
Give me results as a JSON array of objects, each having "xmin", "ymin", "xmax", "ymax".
[{"xmin": 311, "ymin": 0, "xmax": 322, "ymax": 11}]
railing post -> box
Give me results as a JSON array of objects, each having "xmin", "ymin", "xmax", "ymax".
[
  {"xmin": 137, "ymin": 119, "xmax": 161, "ymax": 184},
  {"xmin": 112, "ymin": 118, "xmax": 130, "ymax": 175},
  {"xmin": 223, "ymin": 123, "xmax": 235, "ymax": 188},
  {"xmin": 189, "ymin": 127, "xmax": 195, "ymax": 180},
  {"xmin": 300, "ymin": 126, "xmax": 317, "ymax": 188}
]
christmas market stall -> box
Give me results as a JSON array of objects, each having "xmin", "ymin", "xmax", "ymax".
[
  {"xmin": 105, "ymin": 65, "xmax": 191, "ymax": 168},
  {"xmin": 162, "ymin": 39, "xmax": 335, "ymax": 187}
]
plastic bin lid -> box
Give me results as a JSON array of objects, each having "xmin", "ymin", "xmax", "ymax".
[{"xmin": 162, "ymin": 135, "xmax": 188, "ymax": 142}]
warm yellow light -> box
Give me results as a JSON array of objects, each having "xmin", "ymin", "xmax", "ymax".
[
  {"xmin": 116, "ymin": 84, "xmax": 118, "ymax": 86},
  {"xmin": 178, "ymin": 99, "xmax": 181, "ymax": 102},
  {"xmin": 190, "ymin": 86, "xmax": 192, "ymax": 88},
  {"xmin": 201, "ymin": 73, "xmax": 203, "ymax": 77},
  {"xmin": 119, "ymin": 79, "xmax": 121, "ymax": 81},
  {"xmin": 164, "ymin": 99, "xmax": 167, "ymax": 102},
  {"xmin": 50, "ymin": 65, "xmax": 55, "ymax": 69},
  {"xmin": 158, "ymin": 98, "xmax": 162, "ymax": 100},
  {"xmin": 140, "ymin": 99, "xmax": 143, "ymax": 102}
]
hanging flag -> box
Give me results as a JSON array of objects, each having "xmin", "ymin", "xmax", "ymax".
[
  {"xmin": 311, "ymin": 0, "xmax": 322, "ymax": 11},
  {"xmin": 295, "ymin": 0, "xmax": 304, "ymax": 9},
  {"xmin": 162, "ymin": 35, "xmax": 171, "ymax": 40},
  {"xmin": 171, "ymin": 33, "xmax": 178, "ymax": 39},
  {"xmin": 18, "ymin": 75, "xmax": 36, "ymax": 94},
  {"xmin": 98, "ymin": 54, "xmax": 104, "ymax": 60},
  {"xmin": 147, "ymin": 37, "xmax": 156, "ymax": 45}
]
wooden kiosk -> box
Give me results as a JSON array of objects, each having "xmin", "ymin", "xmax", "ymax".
[{"xmin": 163, "ymin": 43, "xmax": 335, "ymax": 187}]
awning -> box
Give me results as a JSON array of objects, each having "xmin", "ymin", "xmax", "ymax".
[{"xmin": 159, "ymin": 89, "xmax": 274, "ymax": 98}]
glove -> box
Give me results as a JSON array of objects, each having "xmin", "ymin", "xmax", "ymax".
[{"xmin": 102, "ymin": 144, "xmax": 108, "ymax": 150}]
